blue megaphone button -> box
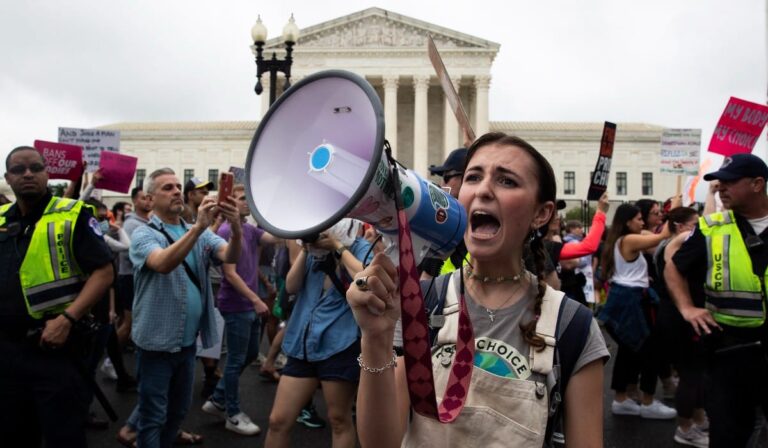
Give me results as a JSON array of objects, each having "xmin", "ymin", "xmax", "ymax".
[{"xmin": 310, "ymin": 145, "xmax": 333, "ymax": 171}]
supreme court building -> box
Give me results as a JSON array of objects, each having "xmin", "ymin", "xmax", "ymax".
[{"xmin": 103, "ymin": 7, "xmax": 674, "ymax": 203}]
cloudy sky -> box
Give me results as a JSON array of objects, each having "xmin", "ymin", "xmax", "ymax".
[{"xmin": 0, "ymin": 0, "xmax": 765, "ymax": 174}]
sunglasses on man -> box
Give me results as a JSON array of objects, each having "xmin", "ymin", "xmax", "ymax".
[{"xmin": 7, "ymin": 163, "xmax": 45, "ymax": 175}]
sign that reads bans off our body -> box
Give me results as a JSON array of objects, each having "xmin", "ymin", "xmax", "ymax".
[
  {"xmin": 33, "ymin": 140, "xmax": 84, "ymax": 181},
  {"xmin": 587, "ymin": 122, "xmax": 617, "ymax": 201},
  {"xmin": 708, "ymin": 97, "xmax": 768, "ymax": 157},
  {"xmin": 58, "ymin": 127, "xmax": 120, "ymax": 173}
]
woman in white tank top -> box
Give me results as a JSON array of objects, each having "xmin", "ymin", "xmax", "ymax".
[{"xmin": 599, "ymin": 203, "xmax": 673, "ymax": 420}]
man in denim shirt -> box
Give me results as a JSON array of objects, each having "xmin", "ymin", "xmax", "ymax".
[{"xmin": 129, "ymin": 168, "xmax": 242, "ymax": 448}]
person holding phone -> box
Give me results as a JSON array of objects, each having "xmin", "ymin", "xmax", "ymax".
[{"xmin": 129, "ymin": 168, "xmax": 242, "ymax": 447}]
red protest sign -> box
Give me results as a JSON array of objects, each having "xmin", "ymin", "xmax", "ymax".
[
  {"xmin": 708, "ymin": 97, "xmax": 768, "ymax": 157},
  {"xmin": 95, "ymin": 151, "xmax": 138, "ymax": 193},
  {"xmin": 33, "ymin": 140, "xmax": 84, "ymax": 181}
]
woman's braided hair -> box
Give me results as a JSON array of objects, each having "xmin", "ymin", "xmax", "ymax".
[{"xmin": 464, "ymin": 133, "xmax": 557, "ymax": 351}]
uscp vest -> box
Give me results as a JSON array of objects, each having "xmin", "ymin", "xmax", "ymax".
[
  {"xmin": 0, "ymin": 197, "xmax": 88, "ymax": 319},
  {"xmin": 699, "ymin": 210, "xmax": 767, "ymax": 328}
]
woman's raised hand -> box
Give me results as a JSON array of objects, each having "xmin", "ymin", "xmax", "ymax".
[{"xmin": 346, "ymin": 253, "xmax": 400, "ymax": 336}]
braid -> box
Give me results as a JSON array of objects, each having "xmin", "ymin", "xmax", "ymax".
[{"xmin": 520, "ymin": 230, "xmax": 547, "ymax": 351}]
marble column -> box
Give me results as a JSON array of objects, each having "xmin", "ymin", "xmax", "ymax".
[
  {"xmin": 443, "ymin": 76, "xmax": 462, "ymax": 157},
  {"xmin": 383, "ymin": 75, "xmax": 399, "ymax": 158},
  {"xmin": 413, "ymin": 75, "xmax": 430, "ymax": 176},
  {"xmin": 474, "ymin": 75, "xmax": 491, "ymax": 138}
]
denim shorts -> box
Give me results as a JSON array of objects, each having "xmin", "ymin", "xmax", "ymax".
[{"xmin": 282, "ymin": 340, "xmax": 361, "ymax": 383}]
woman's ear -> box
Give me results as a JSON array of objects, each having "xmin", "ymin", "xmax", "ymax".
[{"xmin": 531, "ymin": 201, "xmax": 555, "ymax": 230}]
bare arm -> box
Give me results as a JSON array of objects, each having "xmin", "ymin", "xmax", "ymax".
[
  {"xmin": 260, "ymin": 231, "xmax": 284, "ymax": 246},
  {"xmin": 285, "ymin": 248, "xmax": 308, "ymax": 295},
  {"xmin": 215, "ymin": 200, "xmax": 243, "ymax": 264},
  {"xmin": 145, "ymin": 224, "xmax": 207, "ymax": 274},
  {"xmin": 620, "ymin": 224, "xmax": 670, "ymax": 261},
  {"xmin": 347, "ymin": 254, "xmax": 404, "ymax": 448},
  {"xmin": 563, "ymin": 359, "xmax": 604, "ymax": 448},
  {"xmin": 703, "ymin": 181, "xmax": 719, "ymax": 215},
  {"xmin": 222, "ymin": 263, "xmax": 269, "ymax": 315}
]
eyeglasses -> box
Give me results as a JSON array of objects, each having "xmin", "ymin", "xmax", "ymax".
[
  {"xmin": 7, "ymin": 163, "xmax": 45, "ymax": 175},
  {"xmin": 443, "ymin": 172, "xmax": 463, "ymax": 184}
]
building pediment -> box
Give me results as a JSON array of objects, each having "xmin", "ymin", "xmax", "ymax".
[{"xmin": 265, "ymin": 7, "xmax": 499, "ymax": 51}]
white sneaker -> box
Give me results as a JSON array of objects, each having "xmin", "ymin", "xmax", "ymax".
[
  {"xmin": 694, "ymin": 418, "xmax": 709, "ymax": 433},
  {"xmin": 226, "ymin": 412, "xmax": 261, "ymax": 436},
  {"xmin": 611, "ymin": 399, "xmax": 641, "ymax": 416},
  {"xmin": 202, "ymin": 399, "xmax": 227, "ymax": 419},
  {"xmin": 674, "ymin": 425, "xmax": 709, "ymax": 448},
  {"xmin": 100, "ymin": 358, "xmax": 118, "ymax": 381},
  {"xmin": 640, "ymin": 400, "xmax": 677, "ymax": 419}
]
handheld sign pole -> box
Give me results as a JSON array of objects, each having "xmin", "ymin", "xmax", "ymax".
[
  {"xmin": 427, "ymin": 35, "xmax": 475, "ymax": 143},
  {"xmin": 587, "ymin": 122, "xmax": 617, "ymax": 201}
]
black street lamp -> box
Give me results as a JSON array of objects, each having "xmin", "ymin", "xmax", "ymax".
[{"xmin": 251, "ymin": 14, "xmax": 300, "ymax": 106}]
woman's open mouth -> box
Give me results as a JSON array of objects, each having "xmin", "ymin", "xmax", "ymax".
[{"xmin": 470, "ymin": 210, "xmax": 500, "ymax": 239}]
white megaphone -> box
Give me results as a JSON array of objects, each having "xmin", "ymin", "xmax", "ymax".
[{"xmin": 245, "ymin": 70, "xmax": 466, "ymax": 264}]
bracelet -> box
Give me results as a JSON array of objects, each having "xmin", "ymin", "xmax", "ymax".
[
  {"xmin": 357, "ymin": 350, "xmax": 397, "ymax": 374},
  {"xmin": 62, "ymin": 310, "xmax": 78, "ymax": 325}
]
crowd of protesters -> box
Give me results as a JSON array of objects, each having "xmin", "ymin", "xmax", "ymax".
[{"xmin": 1, "ymin": 139, "xmax": 767, "ymax": 448}]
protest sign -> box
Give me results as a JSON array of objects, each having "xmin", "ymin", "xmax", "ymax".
[
  {"xmin": 587, "ymin": 122, "xmax": 617, "ymax": 200},
  {"xmin": 95, "ymin": 151, "xmax": 137, "ymax": 193},
  {"xmin": 58, "ymin": 127, "xmax": 120, "ymax": 173},
  {"xmin": 427, "ymin": 35, "xmax": 475, "ymax": 143},
  {"xmin": 660, "ymin": 129, "xmax": 701, "ymax": 175},
  {"xmin": 229, "ymin": 166, "xmax": 246, "ymax": 186},
  {"xmin": 708, "ymin": 97, "xmax": 768, "ymax": 157},
  {"xmin": 33, "ymin": 140, "xmax": 84, "ymax": 181}
]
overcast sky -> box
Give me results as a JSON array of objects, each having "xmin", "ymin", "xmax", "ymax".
[{"xmin": 1, "ymin": 0, "xmax": 765, "ymax": 175}]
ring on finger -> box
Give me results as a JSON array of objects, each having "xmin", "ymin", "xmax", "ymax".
[{"xmin": 355, "ymin": 276, "xmax": 371, "ymax": 292}]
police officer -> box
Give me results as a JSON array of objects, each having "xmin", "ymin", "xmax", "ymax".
[
  {"xmin": 665, "ymin": 153, "xmax": 768, "ymax": 447},
  {"xmin": 0, "ymin": 146, "xmax": 113, "ymax": 447}
]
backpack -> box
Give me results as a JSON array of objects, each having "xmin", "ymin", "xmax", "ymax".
[{"xmin": 422, "ymin": 273, "xmax": 594, "ymax": 447}]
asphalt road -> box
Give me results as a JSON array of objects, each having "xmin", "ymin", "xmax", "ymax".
[{"xmin": 85, "ymin": 331, "xmax": 767, "ymax": 447}]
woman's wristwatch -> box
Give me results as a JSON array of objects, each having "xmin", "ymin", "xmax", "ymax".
[{"xmin": 334, "ymin": 246, "xmax": 348, "ymax": 260}]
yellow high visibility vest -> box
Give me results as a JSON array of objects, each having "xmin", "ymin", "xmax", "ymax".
[
  {"xmin": 439, "ymin": 252, "xmax": 470, "ymax": 276},
  {"xmin": 0, "ymin": 197, "xmax": 87, "ymax": 319},
  {"xmin": 699, "ymin": 210, "xmax": 767, "ymax": 328}
]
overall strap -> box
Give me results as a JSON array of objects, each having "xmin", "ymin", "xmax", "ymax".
[{"xmin": 530, "ymin": 287, "xmax": 565, "ymax": 375}]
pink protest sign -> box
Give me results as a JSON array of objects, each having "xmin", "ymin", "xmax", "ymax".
[
  {"xmin": 95, "ymin": 151, "xmax": 138, "ymax": 193},
  {"xmin": 33, "ymin": 140, "xmax": 84, "ymax": 181},
  {"xmin": 708, "ymin": 97, "xmax": 768, "ymax": 157}
]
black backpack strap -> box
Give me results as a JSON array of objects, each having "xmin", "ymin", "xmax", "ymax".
[
  {"xmin": 147, "ymin": 222, "xmax": 203, "ymax": 293},
  {"xmin": 544, "ymin": 298, "xmax": 593, "ymax": 447}
]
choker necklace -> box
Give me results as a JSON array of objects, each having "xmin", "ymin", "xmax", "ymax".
[{"xmin": 464, "ymin": 265, "xmax": 523, "ymax": 284}]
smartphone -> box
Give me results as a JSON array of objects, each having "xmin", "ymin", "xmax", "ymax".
[{"xmin": 218, "ymin": 172, "xmax": 234, "ymax": 205}]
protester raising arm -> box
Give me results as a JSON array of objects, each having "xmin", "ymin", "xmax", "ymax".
[
  {"xmin": 346, "ymin": 253, "xmax": 405, "ymax": 448},
  {"xmin": 560, "ymin": 193, "xmax": 610, "ymax": 260}
]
